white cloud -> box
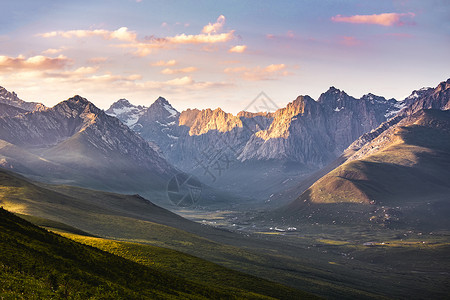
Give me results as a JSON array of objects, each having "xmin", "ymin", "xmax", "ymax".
[
  {"xmin": 202, "ymin": 15, "xmax": 226, "ymax": 34},
  {"xmin": 228, "ymin": 45, "xmax": 247, "ymax": 53},
  {"xmin": 224, "ymin": 63, "xmax": 290, "ymax": 81},
  {"xmin": 161, "ymin": 67, "xmax": 197, "ymax": 74}
]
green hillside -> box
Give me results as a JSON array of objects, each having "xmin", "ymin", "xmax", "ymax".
[
  {"xmin": 0, "ymin": 207, "xmax": 266, "ymax": 299},
  {"xmin": 0, "ymin": 167, "xmax": 319, "ymax": 299}
]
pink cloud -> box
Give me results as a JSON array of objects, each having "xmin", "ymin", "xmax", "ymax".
[
  {"xmin": 39, "ymin": 27, "xmax": 137, "ymax": 42},
  {"xmin": 385, "ymin": 32, "xmax": 413, "ymax": 38},
  {"xmin": 331, "ymin": 12, "xmax": 415, "ymax": 26},
  {"xmin": 161, "ymin": 66, "xmax": 197, "ymax": 75},
  {"xmin": 40, "ymin": 16, "xmax": 234, "ymax": 57},
  {"xmin": 0, "ymin": 54, "xmax": 71, "ymax": 71},
  {"xmin": 152, "ymin": 59, "xmax": 177, "ymax": 67},
  {"xmin": 42, "ymin": 47, "xmax": 67, "ymax": 55},
  {"xmin": 202, "ymin": 15, "xmax": 226, "ymax": 34},
  {"xmin": 228, "ymin": 45, "xmax": 247, "ymax": 53},
  {"xmin": 339, "ymin": 36, "xmax": 361, "ymax": 46},
  {"xmin": 224, "ymin": 63, "xmax": 290, "ymax": 81},
  {"xmin": 88, "ymin": 57, "xmax": 108, "ymax": 64}
]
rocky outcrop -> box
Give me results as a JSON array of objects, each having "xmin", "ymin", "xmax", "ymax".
[
  {"xmin": 347, "ymin": 78, "xmax": 450, "ymax": 159},
  {"xmin": 0, "ymin": 86, "xmax": 46, "ymax": 112},
  {"xmin": 0, "ymin": 103, "xmax": 27, "ymax": 117},
  {"xmin": 238, "ymin": 88, "xmax": 403, "ymax": 165},
  {"xmin": 180, "ymin": 108, "xmax": 243, "ymax": 136}
]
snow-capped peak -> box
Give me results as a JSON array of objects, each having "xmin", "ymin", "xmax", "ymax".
[{"xmin": 105, "ymin": 99, "xmax": 147, "ymax": 127}]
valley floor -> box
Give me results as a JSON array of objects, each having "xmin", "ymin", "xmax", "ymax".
[{"xmin": 175, "ymin": 208, "xmax": 450, "ymax": 299}]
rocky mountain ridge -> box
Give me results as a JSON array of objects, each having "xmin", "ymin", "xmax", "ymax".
[
  {"xmin": 0, "ymin": 85, "xmax": 46, "ymax": 112},
  {"xmin": 109, "ymin": 87, "xmax": 405, "ymax": 171},
  {"xmin": 0, "ymin": 94, "xmax": 176, "ymax": 194}
]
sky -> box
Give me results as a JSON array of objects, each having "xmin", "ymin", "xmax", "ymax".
[{"xmin": 0, "ymin": 0, "xmax": 449, "ymax": 113}]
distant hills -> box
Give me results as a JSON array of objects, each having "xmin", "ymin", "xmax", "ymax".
[{"xmin": 1, "ymin": 79, "xmax": 448, "ymax": 209}]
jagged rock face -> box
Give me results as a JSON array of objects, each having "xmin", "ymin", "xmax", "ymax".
[
  {"xmin": 403, "ymin": 79, "xmax": 450, "ymax": 115},
  {"xmin": 133, "ymin": 97, "xmax": 181, "ymax": 154},
  {"xmin": 239, "ymin": 96, "xmax": 335, "ymax": 163},
  {"xmin": 318, "ymin": 87, "xmax": 402, "ymax": 151},
  {"xmin": 181, "ymin": 108, "xmax": 243, "ymax": 136},
  {"xmin": 124, "ymin": 88, "xmax": 406, "ymax": 169},
  {"xmin": 255, "ymin": 96, "xmax": 312, "ymax": 140},
  {"xmin": 168, "ymin": 109, "xmax": 269, "ymax": 169},
  {"xmin": 0, "ymin": 96, "xmax": 102, "ymax": 147},
  {"xmin": 348, "ymin": 78, "xmax": 450, "ymax": 159},
  {"xmin": 105, "ymin": 98, "xmax": 147, "ymax": 128},
  {"xmin": 236, "ymin": 111, "xmax": 274, "ymax": 119},
  {"xmin": 178, "ymin": 109, "xmax": 201, "ymax": 127},
  {"xmin": 238, "ymin": 89, "xmax": 403, "ymax": 165},
  {"xmin": 0, "ymin": 103, "xmax": 27, "ymax": 117},
  {"xmin": 0, "ymin": 86, "xmax": 46, "ymax": 112}
]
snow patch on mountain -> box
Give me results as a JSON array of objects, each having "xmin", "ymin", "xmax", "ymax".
[{"xmin": 164, "ymin": 104, "xmax": 178, "ymax": 118}]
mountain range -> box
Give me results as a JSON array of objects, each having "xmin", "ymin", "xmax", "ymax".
[
  {"xmin": 103, "ymin": 83, "xmax": 413, "ymax": 202},
  {"xmin": 0, "ymin": 93, "xmax": 176, "ymax": 199},
  {"xmin": 1, "ymin": 79, "xmax": 447, "ymax": 208},
  {"xmin": 1, "ymin": 78, "xmax": 449, "ymax": 299},
  {"xmin": 277, "ymin": 79, "xmax": 450, "ymax": 229}
]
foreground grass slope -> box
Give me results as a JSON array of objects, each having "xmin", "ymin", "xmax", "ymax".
[
  {"xmin": 0, "ymin": 168, "xmax": 317, "ymax": 299},
  {"xmin": 0, "ymin": 207, "xmax": 264, "ymax": 299},
  {"xmin": 54, "ymin": 231, "xmax": 316, "ymax": 300}
]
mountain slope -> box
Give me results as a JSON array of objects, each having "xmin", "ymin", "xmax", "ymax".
[
  {"xmin": 239, "ymin": 88, "xmax": 403, "ymax": 165},
  {"xmin": 0, "ymin": 207, "xmax": 282, "ymax": 299},
  {"xmin": 282, "ymin": 109, "xmax": 450, "ymax": 229},
  {"xmin": 0, "ymin": 95, "xmax": 176, "ymax": 195},
  {"xmin": 0, "ymin": 167, "xmax": 323, "ymax": 299},
  {"xmin": 134, "ymin": 96, "xmax": 181, "ymax": 154},
  {"xmin": 0, "ymin": 102, "xmax": 27, "ymax": 117}
]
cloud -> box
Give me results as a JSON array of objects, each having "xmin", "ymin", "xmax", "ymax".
[
  {"xmin": 224, "ymin": 63, "xmax": 290, "ymax": 81},
  {"xmin": 39, "ymin": 16, "xmax": 234, "ymax": 57},
  {"xmin": 44, "ymin": 66, "xmax": 99, "ymax": 78},
  {"xmin": 339, "ymin": 36, "xmax": 361, "ymax": 46},
  {"xmin": 42, "ymin": 47, "xmax": 67, "ymax": 55},
  {"xmin": 384, "ymin": 32, "xmax": 413, "ymax": 38},
  {"xmin": 135, "ymin": 76, "xmax": 229, "ymax": 92},
  {"xmin": 39, "ymin": 27, "xmax": 137, "ymax": 42},
  {"xmin": 161, "ymin": 67, "xmax": 197, "ymax": 75},
  {"xmin": 331, "ymin": 12, "xmax": 415, "ymax": 26},
  {"xmin": 0, "ymin": 54, "xmax": 71, "ymax": 71},
  {"xmin": 166, "ymin": 31, "xmax": 234, "ymax": 44},
  {"xmin": 152, "ymin": 59, "xmax": 177, "ymax": 66},
  {"xmin": 88, "ymin": 57, "xmax": 108, "ymax": 64},
  {"xmin": 202, "ymin": 15, "xmax": 226, "ymax": 34},
  {"xmin": 228, "ymin": 45, "xmax": 247, "ymax": 53}
]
